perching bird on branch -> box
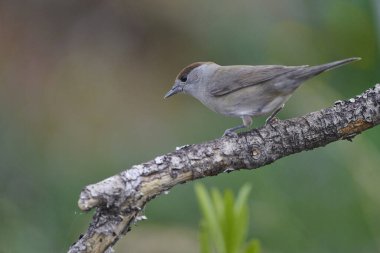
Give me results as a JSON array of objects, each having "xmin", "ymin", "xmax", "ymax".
[{"xmin": 165, "ymin": 57, "xmax": 361, "ymax": 136}]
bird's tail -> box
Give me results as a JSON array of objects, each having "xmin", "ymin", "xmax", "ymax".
[{"xmin": 291, "ymin": 57, "xmax": 361, "ymax": 80}]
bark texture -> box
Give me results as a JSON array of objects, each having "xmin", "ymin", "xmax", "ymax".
[{"xmin": 68, "ymin": 84, "xmax": 380, "ymax": 253}]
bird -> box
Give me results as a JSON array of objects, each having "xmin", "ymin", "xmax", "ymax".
[{"xmin": 164, "ymin": 57, "xmax": 361, "ymax": 136}]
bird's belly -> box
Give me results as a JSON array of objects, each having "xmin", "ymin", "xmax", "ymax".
[
  {"xmin": 201, "ymin": 88, "xmax": 290, "ymax": 117},
  {"xmin": 260, "ymin": 95, "xmax": 290, "ymax": 114}
]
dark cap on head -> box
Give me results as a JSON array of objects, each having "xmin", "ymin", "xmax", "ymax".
[{"xmin": 176, "ymin": 62, "xmax": 213, "ymax": 82}]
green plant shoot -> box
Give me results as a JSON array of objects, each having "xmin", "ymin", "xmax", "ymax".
[{"xmin": 195, "ymin": 183, "xmax": 261, "ymax": 253}]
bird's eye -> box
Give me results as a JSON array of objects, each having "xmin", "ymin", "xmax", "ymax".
[{"xmin": 180, "ymin": 76, "xmax": 187, "ymax": 82}]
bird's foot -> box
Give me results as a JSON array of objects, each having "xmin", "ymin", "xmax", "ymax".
[
  {"xmin": 265, "ymin": 116, "xmax": 280, "ymax": 125},
  {"xmin": 223, "ymin": 130, "xmax": 239, "ymax": 138}
]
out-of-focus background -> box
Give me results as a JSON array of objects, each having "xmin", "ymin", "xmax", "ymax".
[{"xmin": 1, "ymin": 0, "xmax": 380, "ymax": 252}]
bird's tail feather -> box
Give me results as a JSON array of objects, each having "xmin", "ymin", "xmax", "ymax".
[{"xmin": 292, "ymin": 57, "xmax": 361, "ymax": 80}]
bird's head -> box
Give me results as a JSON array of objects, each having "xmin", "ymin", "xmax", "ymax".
[{"xmin": 164, "ymin": 62, "xmax": 217, "ymax": 98}]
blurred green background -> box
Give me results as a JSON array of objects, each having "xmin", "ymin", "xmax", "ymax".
[{"xmin": 1, "ymin": 0, "xmax": 380, "ymax": 252}]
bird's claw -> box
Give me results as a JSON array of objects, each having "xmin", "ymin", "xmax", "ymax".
[
  {"xmin": 265, "ymin": 116, "xmax": 279, "ymax": 125},
  {"xmin": 223, "ymin": 130, "xmax": 238, "ymax": 138}
]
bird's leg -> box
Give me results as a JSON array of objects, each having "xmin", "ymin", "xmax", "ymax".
[
  {"xmin": 265, "ymin": 104, "xmax": 284, "ymax": 125},
  {"xmin": 223, "ymin": 116, "xmax": 252, "ymax": 137}
]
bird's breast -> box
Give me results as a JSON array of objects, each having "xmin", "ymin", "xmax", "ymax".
[{"xmin": 195, "ymin": 85, "xmax": 290, "ymax": 117}]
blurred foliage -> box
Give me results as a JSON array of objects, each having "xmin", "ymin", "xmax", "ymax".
[
  {"xmin": 195, "ymin": 183, "xmax": 260, "ymax": 253},
  {"xmin": 1, "ymin": 0, "xmax": 380, "ymax": 252}
]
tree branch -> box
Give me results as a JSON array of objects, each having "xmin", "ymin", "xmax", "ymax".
[{"xmin": 68, "ymin": 84, "xmax": 380, "ymax": 253}]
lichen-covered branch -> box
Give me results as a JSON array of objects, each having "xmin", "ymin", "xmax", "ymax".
[{"xmin": 68, "ymin": 84, "xmax": 380, "ymax": 253}]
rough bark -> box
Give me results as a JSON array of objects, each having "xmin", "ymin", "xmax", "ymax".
[{"xmin": 68, "ymin": 84, "xmax": 380, "ymax": 253}]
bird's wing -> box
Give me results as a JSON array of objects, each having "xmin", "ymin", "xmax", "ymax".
[{"xmin": 209, "ymin": 65, "xmax": 305, "ymax": 97}]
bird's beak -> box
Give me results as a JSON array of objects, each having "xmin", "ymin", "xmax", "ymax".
[{"xmin": 164, "ymin": 83, "xmax": 183, "ymax": 98}]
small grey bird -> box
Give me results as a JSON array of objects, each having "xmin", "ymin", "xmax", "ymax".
[{"xmin": 164, "ymin": 57, "xmax": 360, "ymax": 136}]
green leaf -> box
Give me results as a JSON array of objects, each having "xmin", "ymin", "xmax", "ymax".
[
  {"xmin": 199, "ymin": 221, "xmax": 212, "ymax": 253},
  {"xmin": 234, "ymin": 184, "xmax": 252, "ymax": 253},
  {"xmin": 223, "ymin": 189, "xmax": 236, "ymax": 253},
  {"xmin": 195, "ymin": 183, "xmax": 225, "ymax": 253},
  {"xmin": 235, "ymin": 184, "xmax": 252, "ymax": 215},
  {"xmin": 244, "ymin": 239, "xmax": 261, "ymax": 253},
  {"xmin": 211, "ymin": 188, "xmax": 224, "ymax": 222},
  {"xmin": 195, "ymin": 183, "xmax": 259, "ymax": 253}
]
